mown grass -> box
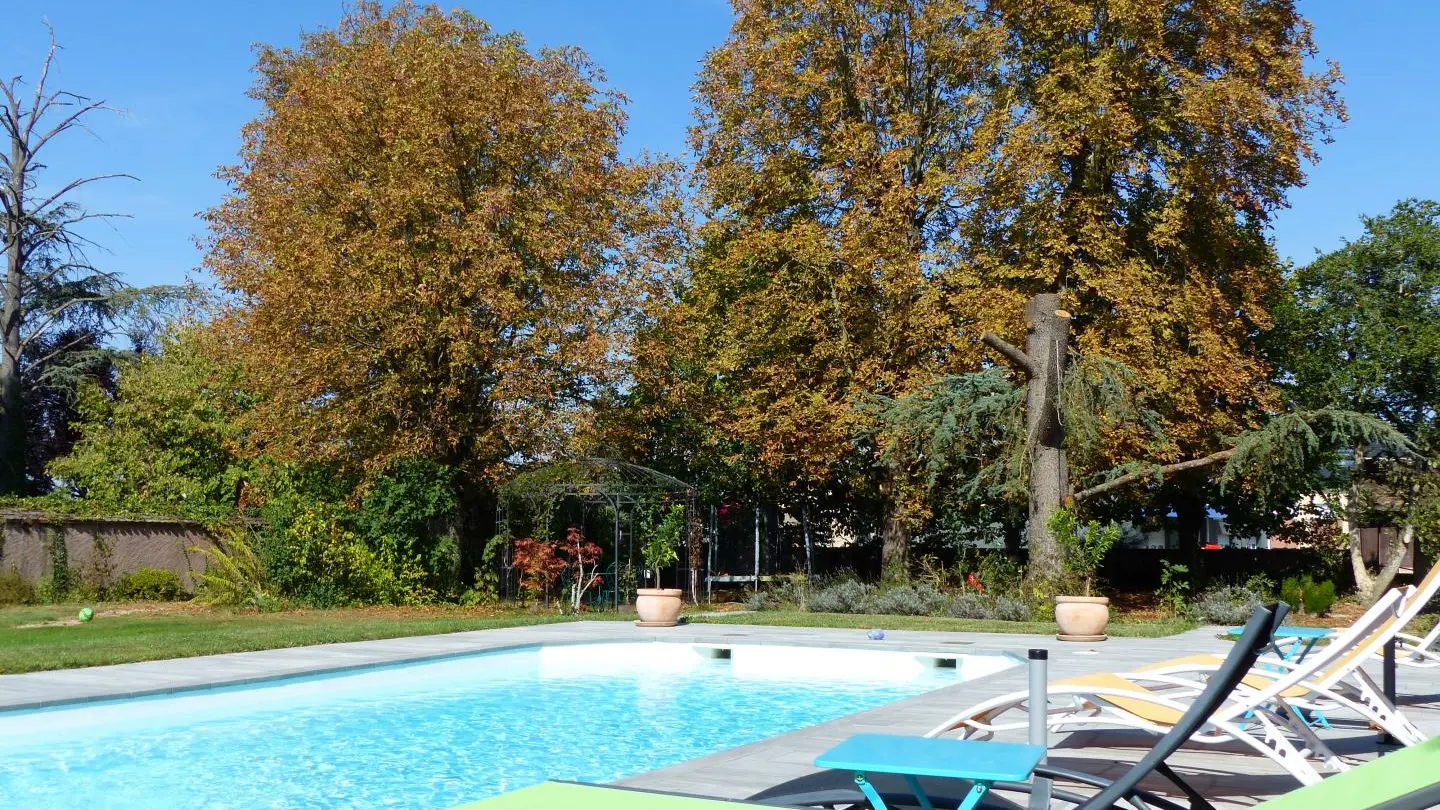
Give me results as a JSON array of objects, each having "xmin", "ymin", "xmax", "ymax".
[
  {"xmin": 691, "ymin": 609, "xmax": 1197, "ymax": 638},
  {"xmin": 0, "ymin": 601, "xmax": 1196, "ymax": 675},
  {"xmin": 0, "ymin": 603, "xmax": 618, "ymax": 674}
]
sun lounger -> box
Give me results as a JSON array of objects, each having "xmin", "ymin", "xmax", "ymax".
[
  {"xmin": 1394, "ymin": 619, "xmax": 1440, "ymax": 668},
  {"xmin": 751, "ymin": 604, "xmax": 1287, "ymax": 810},
  {"xmin": 926, "ymin": 590, "xmax": 1418, "ymax": 784},
  {"xmin": 1130, "ymin": 566, "xmax": 1440, "ymax": 746}
]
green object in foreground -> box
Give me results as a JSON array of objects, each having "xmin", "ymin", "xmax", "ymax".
[
  {"xmin": 452, "ymin": 736, "xmax": 1440, "ymax": 810},
  {"xmin": 77, "ymin": 607, "xmax": 93, "ymax": 623},
  {"xmin": 1252, "ymin": 735, "xmax": 1440, "ymax": 810}
]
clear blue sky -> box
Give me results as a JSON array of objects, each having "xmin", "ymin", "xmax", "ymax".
[{"xmin": 4, "ymin": 1, "xmax": 1436, "ymax": 289}]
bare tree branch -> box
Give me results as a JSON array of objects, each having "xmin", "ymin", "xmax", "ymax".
[
  {"xmin": 18, "ymin": 294, "xmax": 116, "ymax": 355},
  {"xmin": 29, "ymin": 329, "xmax": 100, "ymax": 370},
  {"xmin": 1072, "ymin": 448, "xmax": 1237, "ymax": 502},
  {"xmin": 23, "ymin": 25, "xmax": 58, "ymax": 145},
  {"xmin": 981, "ymin": 331, "xmax": 1034, "ymax": 377},
  {"xmin": 0, "ymin": 21, "xmax": 142, "ymax": 491},
  {"xmin": 26, "ymin": 174, "xmax": 137, "ymax": 219}
]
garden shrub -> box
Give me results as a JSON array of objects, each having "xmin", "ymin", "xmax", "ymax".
[
  {"xmin": 1155, "ymin": 560, "xmax": 1194, "ymax": 617},
  {"xmin": 944, "ymin": 592, "xmax": 1033, "ymax": 621},
  {"xmin": 808, "ymin": 579, "xmax": 871, "ymax": 614},
  {"xmin": 192, "ymin": 530, "xmax": 275, "ymax": 609},
  {"xmin": 865, "ymin": 583, "xmax": 947, "ymax": 616},
  {"xmin": 746, "ymin": 576, "xmax": 808, "ymax": 610},
  {"xmin": 1018, "ymin": 573, "xmax": 1078, "ymax": 622},
  {"xmin": 1305, "ymin": 580, "xmax": 1338, "ymax": 616},
  {"xmin": 1194, "ymin": 584, "xmax": 1268, "ymax": 625},
  {"xmin": 460, "ymin": 534, "xmax": 507, "ymax": 606},
  {"xmin": 992, "ymin": 595, "xmax": 1034, "ymax": 622},
  {"xmin": 1242, "ymin": 572, "xmax": 1277, "ymax": 598},
  {"xmin": 945, "ymin": 592, "xmax": 991, "ymax": 619},
  {"xmin": 354, "ymin": 459, "xmax": 461, "ymax": 593},
  {"xmin": 266, "ymin": 507, "xmax": 434, "ymax": 606},
  {"xmin": 744, "ymin": 589, "xmax": 772, "ymax": 610},
  {"xmin": 1282, "ymin": 575, "xmax": 1337, "ymax": 616},
  {"xmin": 977, "ymin": 553, "xmax": 1026, "ymax": 596},
  {"xmin": 113, "ymin": 567, "xmax": 185, "ymax": 601},
  {"xmin": 955, "ymin": 550, "xmax": 1026, "ymax": 597},
  {"xmin": 0, "ymin": 567, "xmax": 35, "ymax": 605}
]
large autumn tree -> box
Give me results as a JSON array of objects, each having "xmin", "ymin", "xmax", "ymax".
[
  {"xmin": 206, "ymin": 3, "xmax": 675, "ymax": 515},
  {"xmin": 666, "ymin": 0, "xmax": 1005, "ymax": 580},
  {"xmin": 957, "ymin": 0, "xmax": 1343, "ymax": 570},
  {"xmin": 663, "ymin": 0, "xmax": 1342, "ymax": 579}
]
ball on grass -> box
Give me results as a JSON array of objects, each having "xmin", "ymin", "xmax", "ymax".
[{"xmin": 77, "ymin": 607, "xmax": 94, "ymax": 623}]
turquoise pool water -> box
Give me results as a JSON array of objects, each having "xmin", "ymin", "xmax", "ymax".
[{"xmin": 0, "ymin": 642, "xmax": 1013, "ymax": 810}]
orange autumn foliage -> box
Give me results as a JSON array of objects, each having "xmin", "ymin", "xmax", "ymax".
[
  {"xmin": 205, "ymin": 2, "xmax": 679, "ymax": 486},
  {"xmin": 632, "ymin": 0, "xmax": 1343, "ymax": 500}
]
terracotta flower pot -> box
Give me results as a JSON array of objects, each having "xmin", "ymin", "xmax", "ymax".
[
  {"xmin": 1055, "ymin": 595, "xmax": 1110, "ymax": 641},
  {"xmin": 635, "ymin": 588, "xmax": 684, "ymax": 627}
]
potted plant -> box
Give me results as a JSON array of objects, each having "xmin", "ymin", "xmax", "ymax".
[
  {"xmin": 1050, "ymin": 507, "xmax": 1120, "ymax": 641},
  {"xmin": 635, "ymin": 504, "xmax": 685, "ymax": 626}
]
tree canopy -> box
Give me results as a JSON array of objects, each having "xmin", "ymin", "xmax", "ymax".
[
  {"xmin": 1277, "ymin": 199, "xmax": 1440, "ymax": 450},
  {"xmin": 205, "ymin": 1, "xmax": 679, "ymax": 490},
  {"xmin": 626, "ymin": 0, "xmax": 1345, "ymax": 578},
  {"xmin": 1270, "ymin": 199, "xmax": 1440, "ymax": 599},
  {"xmin": 27, "ymin": 3, "xmax": 1440, "ymax": 605},
  {"xmin": 48, "ymin": 326, "xmax": 255, "ymax": 520}
]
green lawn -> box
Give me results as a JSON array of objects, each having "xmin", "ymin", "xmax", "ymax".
[
  {"xmin": 691, "ymin": 609, "xmax": 1197, "ymax": 638},
  {"xmin": 0, "ymin": 602, "xmax": 1196, "ymax": 675},
  {"xmin": 0, "ymin": 603, "xmax": 608, "ymax": 674}
]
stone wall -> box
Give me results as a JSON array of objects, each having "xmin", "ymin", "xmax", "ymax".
[{"xmin": 0, "ymin": 511, "xmax": 214, "ymax": 591}]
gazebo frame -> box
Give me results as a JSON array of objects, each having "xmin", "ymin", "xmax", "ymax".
[{"xmin": 495, "ymin": 457, "xmax": 699, "ymax": 608}]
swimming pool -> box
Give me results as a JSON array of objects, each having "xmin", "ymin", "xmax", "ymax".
[{"xmin": 0, "ymin": 642, "xmax": 1015, "ymax": 810}]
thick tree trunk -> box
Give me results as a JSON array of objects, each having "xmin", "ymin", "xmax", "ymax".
[
  {"xmin": 1347, "ymin": 519, "xmax": 1373, "ymax": 599},
  {"xmin": 0, "ymin": 331, "xmax": 22, "ymax": 494},
  {"xmin": 1022, "ymin": 293, "xmax": 1070, "ymax": 582},
  {"xmin": 1340, "ymin": 446, "xmax": 1408, "ymax": 606},
  {"xmin": 1347, "ymin": 480, "xmax": 1415, "ymax": 608},
  {"xmin": 0, "ymin": 132, "xmax": 26, "ymax": 494},
  {"xmin": 879, "ymin": 478, "xmax": 910, "ymax": 583},
  {"xmin": 1351, "ymin": 522, "xmax": 1413, "ymax": 606}
]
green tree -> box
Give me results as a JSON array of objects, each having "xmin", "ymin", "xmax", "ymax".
[
  {"xmin": 1274, "ymin": 199, "xmax": 1440, "ymax": 601},
  {"xmin": 48, "ymin": 327, "xmax": 256, "ymax": 520}
]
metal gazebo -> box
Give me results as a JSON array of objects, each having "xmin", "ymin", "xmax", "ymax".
[{"xmin": 495, "ymin": 458, "xmax": 699, "ymax": 608}]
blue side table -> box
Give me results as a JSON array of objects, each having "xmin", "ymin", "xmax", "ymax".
[
  {"xmin": 815, "ymin": 734, "xmax": 1045, "ymax": 810},
  {"xmin": 1225, "ymin": 624, "xmax": 1333, "ymax": 663}
]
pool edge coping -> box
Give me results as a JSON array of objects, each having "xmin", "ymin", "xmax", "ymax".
[{"xmin": 0, "ymin": 624, "xmax": 1030, "ymax": 714}]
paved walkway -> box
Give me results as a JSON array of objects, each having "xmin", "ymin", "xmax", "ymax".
[{"xmin": 2, "ymin": 620, "xmax": 1437, "ymax": 808}]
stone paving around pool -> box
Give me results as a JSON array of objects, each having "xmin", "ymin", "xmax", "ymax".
[{"xmin": 2, "ymin": 621, "xmax": 1436, "ymax": 809}]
